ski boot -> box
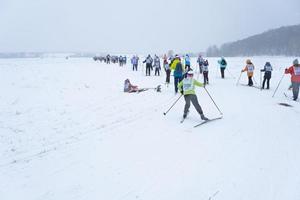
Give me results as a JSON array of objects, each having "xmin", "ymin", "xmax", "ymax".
[
  {"xmin": 183, "ymin": 110, "xmax": 189, "ymax": 119},
  {"xmin": 156, "ymin": 85, "xmax": 162, "ymax": 92},
  {"xmin": 200, "ymin": 114, "xmax": 209, "ymax": 121}
]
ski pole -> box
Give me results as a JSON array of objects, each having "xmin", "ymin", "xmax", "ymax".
[
  {"xmin": 236, "ymin": 72, "xmax": 242, "ymax": 86},
  {"xmin": 163, "ymin": 94, "xmax": 183, "ymax": 115},
  {"xmin": 253, "ymin": 76, "xmax": 258, "ymax": 85},
  {"xmin": 141, "ymin": 85, "xmax": 161, "ymax": 92},
  {"xmin": 272, "ymin": 73, "xmax": 285, "ymax": 98},
  {"xmin": 203, "ymin": 87, "xmax": 223, "ymax": 115}
]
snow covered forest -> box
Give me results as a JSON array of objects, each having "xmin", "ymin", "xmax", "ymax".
[{"xmin": 207, "ymin": 24, "xmax": 300, "ymax": 57}]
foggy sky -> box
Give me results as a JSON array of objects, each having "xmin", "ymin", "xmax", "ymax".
[{"xmin": 0, "ymin": 0, "xmax": 299, "ymax": 54}]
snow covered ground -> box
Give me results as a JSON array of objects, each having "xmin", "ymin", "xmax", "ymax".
[{"xmin": 0, "ymin": 56, "xmax": 299, "ymax": 200}]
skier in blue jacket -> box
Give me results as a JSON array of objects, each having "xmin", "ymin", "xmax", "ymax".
[{"xmin": 218, "ymin": 57, "xmax": 227, "ymax": 78}]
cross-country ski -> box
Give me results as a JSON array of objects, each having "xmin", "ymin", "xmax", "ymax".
[{"xmin": 194, "ymin": 116, "xmax": 223, "ymax": 128}]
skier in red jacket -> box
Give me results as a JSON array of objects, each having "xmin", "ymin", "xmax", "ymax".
[{"xmin": 285, "ymin": 59, "xmax": 300, "ymax": 101}]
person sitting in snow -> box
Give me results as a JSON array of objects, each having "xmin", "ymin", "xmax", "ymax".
[
  {"xmin": 285, "ymin": 59, "xmax": 300, "ymax": 101},
  {"xmin": 178, "ymin": 71, "xmax": 208, "ymax": 121},
  {"xmin": 124, "ymin": 79, "xmax": 139, "ymax": 93},
  {"xmin": 241, "ymin": 59, "xmax": 255, "ymax": 86}
]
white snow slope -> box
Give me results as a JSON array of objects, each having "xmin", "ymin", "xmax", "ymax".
[{"xmin": 0, "ymin": 57, "xmax": 299, "ymax": 200}]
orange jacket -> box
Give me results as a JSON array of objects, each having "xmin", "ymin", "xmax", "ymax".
[{"xmin": 242, "ymin": 64, "xmax": 255, "ymax": 77}]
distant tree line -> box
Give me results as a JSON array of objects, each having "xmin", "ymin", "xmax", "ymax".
[
  {"xmin": 206, "ymin": 24, "xmax": 300, "ymax": 57},
  {"xmin": 0, "ymin": 52, "xmax": 96, "ymax": 58}
]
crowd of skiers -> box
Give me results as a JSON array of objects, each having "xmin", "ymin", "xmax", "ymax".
[
  {"xmin": 94, "ymin": 53, "xmax": 300, "ymax": 121},
  {"xmin": 93, "ymin": 55, "xmax": 127, "ymax": 66}
]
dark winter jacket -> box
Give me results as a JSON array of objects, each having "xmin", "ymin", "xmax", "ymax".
[
  {"xmin": 143, "ymin": 56, "xmax": 153, "ymax": 65},
  {"xmin": 261, "ymin": 63, "xmax": 272, "ymax": 78}
]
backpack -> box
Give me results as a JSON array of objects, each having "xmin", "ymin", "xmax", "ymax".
[
  {"xmin": 175, "ymin": 62, "xmax": 183, "ymax": 73},
  {"xmin": 174, "ymin": 62, "xmax": 183, "ymax": 77},
  {"xmin": 221, "ymin": 59, "xmax": 227, "ymax": 65}
]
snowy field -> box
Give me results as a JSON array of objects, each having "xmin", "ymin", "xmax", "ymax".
[{"xmin": 0, "ymin": 56, "xmax": 300, "ymax": 200}]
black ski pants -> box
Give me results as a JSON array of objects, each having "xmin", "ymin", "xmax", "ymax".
[
  {"xmin": 203, "ymin": 71, "xmax": 209, "ymax": 85},
  {"xmin": 262, "ymin": 73, "xmax": 271, "ymax": 89},
  {"xmin": 220, "ymin": 68, "xmax": 225, "ymax": 78},
  {"xmin": 199, "ymin": 64, "xmax": 203, "ymax": 74},
  {"xmin": 146, "ymin": 64, "xmax": 151, "ymax": 76},
  {"xmin": 133, "ymin": 64, "xmax": 138, "ymax": 71},
  {"xmin": 248, "ymin": 76, "xmax": 253, "ymax": 86},
  {"xmin": 166, "ymin": 69, "xmax": 171, "ymax": 83},
  {"xmin": 155, "ymin": 68, "xmax": 160, "ymax": 76}
]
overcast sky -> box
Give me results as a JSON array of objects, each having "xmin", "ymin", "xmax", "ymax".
[{"xmin": 0, "ymin": 0, "xmax": 299, "ymax": 54}]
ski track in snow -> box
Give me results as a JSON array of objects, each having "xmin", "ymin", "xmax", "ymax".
[{"xmin": 0, "ymin": 57, "xmax": 300, "ymax": 200}]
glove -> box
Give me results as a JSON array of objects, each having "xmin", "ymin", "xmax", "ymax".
[
  {"xmin": 260, "ymin": 69, "xmax": 264, "ymax": 72},
  {"xmin": 180, "ymin": 90, "xmax": 183, "ymax": 95}
]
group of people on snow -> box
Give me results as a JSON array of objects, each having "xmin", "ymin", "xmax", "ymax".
[
  {"xmin": 142, "ymin": 55, "xmax": 162, "ymax": 76},
  {"xmin": 237, "ymin": 58, "xmax": 300, "ymax": 101},
  {"xmin": 93, "ymin": 54, "xmax": 126, "ymax": 65},
  {"xmin": 115, "ymin": 53, "xmax": 300, "ymax": 121}
]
